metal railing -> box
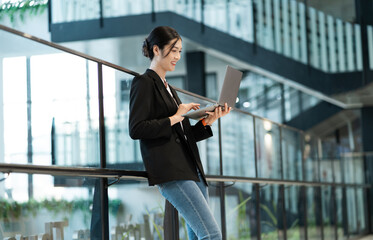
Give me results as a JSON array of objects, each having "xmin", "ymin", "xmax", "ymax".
[{"xmin": 0, "ymin": 23, "xmax": 371, "ymax": 239}]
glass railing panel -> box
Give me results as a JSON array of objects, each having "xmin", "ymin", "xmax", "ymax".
[
  {"xmin": 204, "ymin": 0, "xmax": 228, "ymax": 33},
  {"xmin": 259, "ymin": 184, "xmax": 284, "ymax": 239},
  {"xmin": 1, "ymin": 29, "xmax": 101, "ymax": 167},
  {"xmin": 52, "ymin": 0, "xmax": 100, "ymax": 23},
  {"xmin": 104, "ymin": 0, "xmax": 152, "ymax": 18},
  {"xmin": 176, "ymin": 91, "xmax": 221, "ymax": 175},
  {"xmin": 346, "ymin": 187, "xmax": 358, "ymax": 236},
  {"xmin": 225, "ymin": 182, "xmax": 257, "ymax": 240},
  {"xmin": 342, "ymin": 155, "xmax": 365, "ymax": 184},
  {"xmin": 303, "ymin": 135, "xmax": 320, "ymax": 182},
  {"xmin": 356, "ymin": 187, "xmax": 367, "ymax": 235},
  {"xmin": 298, "ymin": 2, "xmax": 308, "ymax": 64},
  {"xmin": 327, "ymin": 15, "xmax": 338, "ymax": 72},
  {"xmin": 368, "ymin": 25, "xmax": 373, "ymax": 70},
  {"xmin": 335, "ymin": 187, "xmax": 348, "ymax": 240},
  {"xmin": 306, "ymin": 187, "xmax": 323, "ymax": 240},
  {"xmin": 255, "ymin": 119, "xmax": 282, "ymax": 179},
  {"xmin": 282, "ymin": 128, "xmax": 303, "ymax": 181},
  {"xmin": 220, "ymin": 111, "xmax": 255, "ymax": 178},
  {"xmin": 102, "ymin": 66, "xmax": 143, "ymax": 169},
  {"xmin": 319, "ymin": 158, "xmax": 334, "ymax": 183},
  {"xmin": 107, "ymin": 179, "xmax": 165, "ymax": 240},
  {"xmin": 0, "ymin": 173, "xmax": 95, "ymax": 240},
  {"xmin": 284, "ymin": 186, "xmax": 306, "ymax": 240},
  {"xmin": 2, "ymin": 56, "xmax": 28, "ymax": 165},
  {"xmin": 321, "ymin": 186, "xmax": 336, "ymax": 240},
  {"xmin": 333, "ymin": 158, "xmax": 343, "ymax": 184}
]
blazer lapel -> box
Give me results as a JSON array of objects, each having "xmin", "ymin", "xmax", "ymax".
[{"xmin": 146, "ymin": 69, "xmax": 176, "ymax": 115}]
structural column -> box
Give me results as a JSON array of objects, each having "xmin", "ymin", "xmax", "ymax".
[
  {"xmin": 355, "ymin": 0, "xmax": 373, "ymax": 85},
  {"xmin": 186, "ymin": 51, "xmax": 206, "ymax": 97},
  {"xmin": 361, "ymin": 107, "xmax": 373, "ymax": 233}
]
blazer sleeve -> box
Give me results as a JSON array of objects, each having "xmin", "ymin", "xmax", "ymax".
[
  {"xmin": 190, "ymin": 120, "xmax": 213, "ymax": 142},
  {"xmin": 129, "ymin": 75, "xmax": 172, "ymax": 140}
]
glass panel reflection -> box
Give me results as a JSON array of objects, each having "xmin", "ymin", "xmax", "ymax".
[
  {"xmin": 221, "ymin": 111, "xmax": 255, "ymax": 178},
  {"xmin": 1, "ymin": 32, "xmax": 101, "ymax": 168},
  {"xmin": 303, "ymin": 135, "xmax": 319, "ymax": 182},
  {"xmin": 225, "ymin": 182, "xmax": 257, "ymax": 240},
  {"xmin": 108, "ymin": 179, "xmax": 165, "ymax": 240},
  {"xmin": 321, "ymin": 186, "xmax": 336, "ymax": 240},
  {"xmin": 284, "ymin": 186, "xmax": 306, "ymax": 240},
  {"xmin": 103, "ymin": 67, "xmax": 143, "ymax": 170},
  {"xmin": 0, "ymin": 173, "xmax": 95, "ymax": 240},
  {"xmin": 255, "ymin": 119, "xmax": 281, "ymax": 179},
  {"xmin": 306, "ymin": 187, "xmax": 322, "ymax": 240},
  {"xmin": 260, "ymin": 184, "xmax": 283, "ymax": 239},
  {"xmin": 282, "ymin": 128, "xmax": 303, "ymax": 181},
  {"xmin": 335, "ymin": 187, "xmax": 348, "ymax": 240}
]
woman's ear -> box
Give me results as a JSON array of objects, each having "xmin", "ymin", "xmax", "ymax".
[{"xmin": 153, "ymin": 45, "xmax": 160, "ymax": 56}]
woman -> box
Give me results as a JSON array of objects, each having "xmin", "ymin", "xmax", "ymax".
[{"xmin": 129, "ymin": 26, "xmax": 230, "ymax": 240}]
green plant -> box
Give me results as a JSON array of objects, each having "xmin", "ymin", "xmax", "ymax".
[
  {"xmin": 0, "ymin": 0, "xmax": 48, "ymax": 23},
  {"xmin": 146, "ymin": 204, "xmax": 165, "ymax": 240},
  {"xmin": 227, "ymin": 191, "xmax": 252, "ymax": 239},
  {"xmin": 0, "ymin": 198, "xmax": 124, "ymax": 226}
]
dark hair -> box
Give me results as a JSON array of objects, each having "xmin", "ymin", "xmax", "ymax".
[{"xmin": 142, "ymin": 26, "xmax": 181, "ymax": 60}]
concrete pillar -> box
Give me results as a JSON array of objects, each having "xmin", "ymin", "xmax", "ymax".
[{"xmin": 186, "ymin": 51, "xmax": 206, "ymax": 97}]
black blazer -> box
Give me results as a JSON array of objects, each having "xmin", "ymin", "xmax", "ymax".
[{"xmin": 129, "ymin": 69, "xmax": 213, "ymax": 186}]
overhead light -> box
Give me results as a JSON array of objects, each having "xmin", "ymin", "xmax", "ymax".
[{"xmin": 243, "ymin": 101, "xmax": 251, "ymax": 108}]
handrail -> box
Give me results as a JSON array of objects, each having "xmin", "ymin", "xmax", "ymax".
[
  {"xmin": 0, "ymin": 24, "xmax": 139, "ymax": 77},
  {"xmin": 0, "ymin": 163, "xmax": 370, "ymax": 188}
]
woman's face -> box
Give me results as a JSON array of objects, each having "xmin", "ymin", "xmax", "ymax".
[{"xmin": 154, "ymin": 38, "xmax": 182, "ymax": 73}]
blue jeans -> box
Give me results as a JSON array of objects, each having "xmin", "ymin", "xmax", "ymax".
[{"xmin": 157, "ymin": 174, "xmax": 222, "ymax": 240}]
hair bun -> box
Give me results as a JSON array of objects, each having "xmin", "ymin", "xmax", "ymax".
[{"xmin": 142, "ymin": 38, "xmax": 150, "ymax": 58}]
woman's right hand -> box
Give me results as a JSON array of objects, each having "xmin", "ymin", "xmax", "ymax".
[{"xmin": 169, "ymin": 103, "xmax": 200, "ymax": 126}]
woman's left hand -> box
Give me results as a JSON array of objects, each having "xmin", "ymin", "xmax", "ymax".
[{"xmin": 204, "ymin": 103, "xmax": 231, "ymax": 126}]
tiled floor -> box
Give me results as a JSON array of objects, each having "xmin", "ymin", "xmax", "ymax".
[{"xmin": 358, "ymin": 235, "xmax": 373, "ymax": 240}]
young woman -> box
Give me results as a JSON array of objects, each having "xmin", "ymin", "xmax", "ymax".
[{"xmin": 129, "ymin": 26, "xmax": 230, "ymax": 240}]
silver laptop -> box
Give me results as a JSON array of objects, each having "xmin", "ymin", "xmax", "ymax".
[{"xmin": 183, "ymin": 65, "xmax": 243, "ymax": 120}]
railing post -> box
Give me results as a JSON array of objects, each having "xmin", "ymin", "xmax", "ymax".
[
  {"xmin": 97, "ymin": 63, "xmax": 109, "ymax": 240},
  {"xmin": 218, "ymin": 118, "xmax": 227, "ymax": 240},
  {"xmin": 164, "ymin": 201, "xmax": 179, "ymax": 240}
]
